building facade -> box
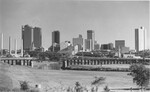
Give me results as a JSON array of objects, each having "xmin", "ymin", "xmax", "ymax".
[
  {"xmin": 52, "ymin": 31, "xmax": 60, "ymax": 45},
  {"xmin": 115, "ymin": 40, "xmax": 125, "ymax": 51},
  {"xmin": 87, "ymin": 30, "xmax": 95, "ymax": 51},
  {"xmin": 121, "ymin": 47, "xmax": 130, "ymax": 54},
  {"xmin": 135, "ymin": 27, "xmax": 147, "ymax": 52},
  {"xmin": 22, "ymin": 25, "xmax": 42, "ymax": 52},
  {"xmin": 72, "ymin": 34, "xmax": 83, "ymax": 51},
  {"xmin": 22, "ymin": 25, "xmax": 33, "ymax": 51},
  {"xmin": 94, "ymin": 43, "xmax": 100, "ymax": 50},
  {"xmin": 33, "ymin": 27, "xmax": 42, "ymax": 48},
  {"xmin": 85, "ymin": 39, "xmax": 91, "ymax": 51}
]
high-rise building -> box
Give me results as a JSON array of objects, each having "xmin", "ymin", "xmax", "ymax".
[
  {"xmin": 115, "ymin": 40, "xmax": 125, "ymax": 51},
  {"xmin": 33, "ymin": 27, "xmax": 42, "ymax": 48},
  {"xmin": 135, "ymin": 27, "xmax": 147, "ymax": 52},
  {"xmin": 94, "ymin": 43, "xmax": 100, "ymax": 50},
  {"xmin": 85, "ymin": 39, "xmax": 91, "ymax": 51},
  {"xmin": 22, "ymin": 25, "xmax": 42, "ymax": 52},
  {"xmin": 108, "ymin": 43, "xmax": 114, "ymax": 50},
  {"xmin": 50, "ymin": 31, "xmax": 60, "ymax": 52},
  {"xmin": 22, "ymin": 25, "xmax": 32, "ymax": 51},
  {"xmin": 73, "ymin": 35, "xmax": 83, "ymax": 46},
  {"xmin": 87, "ymin": 30, "xmax": 95, "ymax": 50},
  {"xmin": 73, "ymin": 34, "xmax": 83, "ymax": 52},
  {"xmin": 52, "ymin": 31, "xmax": 60, "ymax": 45}
]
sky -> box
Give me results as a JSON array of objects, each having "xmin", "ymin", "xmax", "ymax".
[{"xmin": 0, "ymin": 0, "xmax": 149, "ymax": 50}]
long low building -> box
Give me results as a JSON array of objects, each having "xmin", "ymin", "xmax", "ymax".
[
  {"xmin": 61, "ymin": 58, "xmax": 150, "ymax": 68},
  {"xmin": 0, "ymin": 57, "xmax": 37, "ymax": 67}
]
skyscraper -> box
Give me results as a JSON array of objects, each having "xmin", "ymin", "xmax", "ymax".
[
  {"xmin": 115, "ymin": 40, "xmax": 125, "ymax": 51},
  {"xmin": 72, "ymin": 34, "xmax": 83, "ymax": 50},
  {"xmin": 52, "ymin": 31, "xmax": 60, "ymax": 45},
  {"xmin": 33, "ymin": 27, "xmax": 42, "ymax": 48},
  {"xmin": 22, "ymin": 25, "xmax": 42, "ymax": 52},
  {"xmin": 22, "ymin": 25, "xmax": 33, "ymax": 51},
  {"xmin": 85, "ymin": 39, "xmax": 91, "ymax": 51},
  {"xmin": 87, "ymin": 30, "xmax": 95, "ymax": 51},
  {"xmin": 135, "ymin": 27, "xmax": 147, "ymax": 52}
]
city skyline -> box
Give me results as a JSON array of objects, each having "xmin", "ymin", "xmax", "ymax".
[{"xmin": 0, "ymin": 0, "xmax": 149, "ymax": 50}]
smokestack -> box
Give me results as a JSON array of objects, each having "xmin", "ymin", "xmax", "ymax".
[
  {"xmin": 1, "ymin": 33, "xmax": 3, "ymax": 55},
  {"xmin": 20, "ymin": 39, "xmax": 23, "ymax": 56},
  {"xmin": 15, "ymin": 39, "xmax": 17, "ymax": 55},
  {"xmin": 9, "ymin": 36, "xmax": 11, "ymax": 55},
  {"xmin": 1, "ymin": 33, "xmax": 3, "ymax": 50}
]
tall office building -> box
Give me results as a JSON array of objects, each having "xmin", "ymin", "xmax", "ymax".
[
  {"xmin": 85, "ymin": 39, "xmax": 92, "ymax": 51},
  {"xmin": 94, "ymin": 43, "xmax": 100, "ymax": 50},
  {"xmin": 33, "ymin": 27, "xmax": 42, "ymax": 48},
  {"xmin": 22, "ymin": 25, "xmax": 32, "ymax": 51},
  {"xmin": 108, "ymin": 43, "xmax": 114, "ymax": 50},
  {"xmin": 22, "ymin": 25, "xmax": 42, "ymax": 52},
  {"xmin": 135, "ymin": 27, "xmax": 147, "ymax": 52},
  {"xmin": 73, "ymin": 34, "xmax": 83, "ymax": 51},
  {"xmin": 115, "ymin": 40, "xmax": 125, "ymax": 50},
  {"xmin": 52, "ymin": 31, "xmax": 60, "ymax": 45},
  {"xmin": 87, "ymin": 30, "xmax": 95, "ymax": 51}
]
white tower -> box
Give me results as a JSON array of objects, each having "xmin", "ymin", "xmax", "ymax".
[
  {"xmin": 1, "ymin": 33, "xmax": 3, "ymax": 55},
  {"xmin": 135, "ymin": 27, "xmax": 147, "ymax": 52},
  {"xmin": 14, "ymin": 39, "xmax": 17, "ymax": 55},
  {"xmin": 9, "ymin": 36, "xmax": 11, "ymax": 55},
  {"xmin": 20, "ymin": 39, "xmax": 23, "ymax": 57}
]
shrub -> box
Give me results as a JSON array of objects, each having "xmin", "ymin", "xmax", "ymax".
[
  {"xmin": 20, "ymin": 81, "xmax": 29, "ymax": 91},
  {"xmin": 49, "ymin": 63, "xmax": 61, "ymax": 70}
]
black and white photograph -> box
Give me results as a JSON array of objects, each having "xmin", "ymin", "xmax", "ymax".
[{"xmin": 0, "ymin": 0, "xmax": 150, "ymax": 92}]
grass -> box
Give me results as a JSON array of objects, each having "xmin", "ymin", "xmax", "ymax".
[
  {"xmin": 0, "ymin": 61, "xmax": 150, "ymax": 92},
  {"xmin": 0, "ymin": 62, "xmax": 13, "ymax": 90}
]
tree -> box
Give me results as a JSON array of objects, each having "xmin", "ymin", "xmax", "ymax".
[
  {"xmin": 38, "ymin": 52, "xmax": 47, "ymax": 61},
  {"xmin": 74, "ymin": 82, "xmax": 83, "ymax": 92},
  {"xmin": 19, "ymin": 81, "xmax": 29, "ymax": 91},
  {"xmin": 91, "ymin": 76, "xmax": 105, "ymax": 92},
  {"xmin": 129, "ymin": 64, "xmax": 150, "ymax": 92}
]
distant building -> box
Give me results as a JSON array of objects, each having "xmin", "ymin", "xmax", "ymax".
[
  {"xmin": 85, "ymin": 39, "xmax": 92, "ymax": 51},
  {"xmin": 115, "ymin": 40, "xmax": 125, "ymax": 51},
  {"xmin": 22, "ymin": 25, "xmax": 33, "ymax": 52},
  {"xmin": 101, "ymin": 43, "xmax": 114, "ymax": 50},
  {"xmin": 72, "ymin": 34, "xmax": 83, "ymax": 51},
  {"xmin": 87, "ymin": 30, "xmax": 95, "ymax": 51},
  {"xmin": 33, "ymin": 27, "xmax": 42, "ymax": 48},
  {"xmin": 52, "ymin": 31, "xmax": 60, "ymax": 45},
  {"xmin": 60, "ymin": 41, "xmax": 71, "ymax": 50},
  {"xmin": 108, "ymin": 43, "xmax": 114, "ymax": 50},
  {"xmin": 121, "ymin": 47, "xmax": 130, "ymax": 54},
  {"xmin": 135, "ymin": 27, "xmax": 147, "ymax": 52},
  {"xmin": 48, "ymin": 44, "xmax": 60, "ymax": 52},
  {"xmin": 101, "ymin": 44, "xmax": 109, "ymax": 50},
  {"xmin": 94, "ymin": 43, "xmax": 100, "ymax": 50},
  {"xmin": 50, "ymin": 31, "xmax": 60, "ymax": 52},
  {"xmin": 22, "ymin": 25, "xmax": 42, "ymax": 52}
]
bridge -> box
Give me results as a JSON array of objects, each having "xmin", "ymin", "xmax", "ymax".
[
  {"xmin": 62, "ymin": 58, "xmax": 150, "ymax": 69},
  {"xmin": 0, "ymin": 57, "xmax": 36, "ymax": 67}
]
